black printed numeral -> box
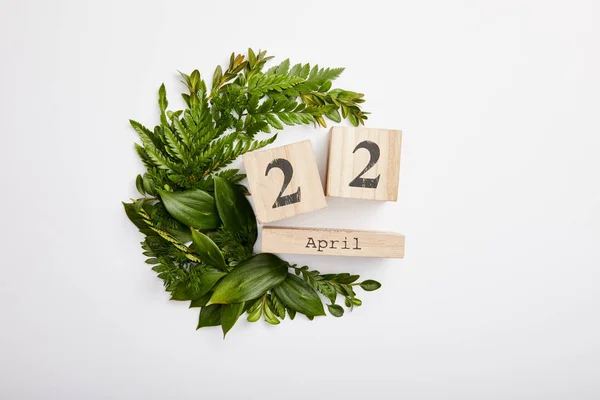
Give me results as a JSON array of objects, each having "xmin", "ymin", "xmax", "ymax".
[
  {"xmin": 349, "ymin": 140, "xmax": 381, "ymax": 188},
  {"xmin": 265, "ymin": 158, "xmax": 301, "ymax": 208}
]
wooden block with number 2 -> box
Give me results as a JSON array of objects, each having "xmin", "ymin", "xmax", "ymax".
[
  {"xmin": 326, "ymin": 126, "xmax": 402, "ymax": 201},
  {"xmin": 243, "ymin": 140, "xmax": 327, "ymax": 223}
]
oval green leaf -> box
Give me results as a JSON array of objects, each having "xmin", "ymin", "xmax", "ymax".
[
  {"xmin": 327, "ymin": 304, "xmax": 344, "ymax": 317},
  {"xmin": 272, "ymin": 274, "xmax": 326, "ymax": 317},
  {"xmin": 213, "ymin": 176, "xmax": 257, "ymax": 243},
  {"xmin": 208, "ymin": 253, "xmax": 287, "ymax": 305},
  {"xmin": 157, "ymin": 188, "xmax": 220, "ymax": 230},
  {"xmin": 359, "ymin": 279, "xmax": 381, "ymax": 291},
  {"xmin": 351, "ymin": 298, "xmax": 362, "ymax": 306},
  {"xmin": 247, "ymin": 306, "xmax": 262, "ymax": 323},
  {"xmin": 190, "ymin": 229, "xmax": 227, "ymax": 270}
]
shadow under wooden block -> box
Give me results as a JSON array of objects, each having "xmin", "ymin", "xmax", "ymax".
[
  {"xmin": 326, "ymin": 126, "xmax": 402, "ymax": 201},
  {"xmin": 262, "ymin": 226, "xmax": 405, "ymax": 258},
  {"xmin": 243, "ymin": 140, "xmax": 327, "ymax": 224}
]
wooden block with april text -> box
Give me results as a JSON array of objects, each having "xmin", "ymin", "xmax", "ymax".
[{"xmin": 261, "ymin": 226, "xmax": 405, "ymax": 258}]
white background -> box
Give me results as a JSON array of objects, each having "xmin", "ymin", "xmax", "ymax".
[{"xmin": 1, "ymin": 0, "xmax": 599, "ymax": 398}]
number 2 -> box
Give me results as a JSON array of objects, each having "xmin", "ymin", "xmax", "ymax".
[
  {"xmin": 349, "ymin": 140, "xmax": 381, "ymax": 188},
  {"xmin": 265, "ymin": 158, "xmax": 301, "ymax": 208}
]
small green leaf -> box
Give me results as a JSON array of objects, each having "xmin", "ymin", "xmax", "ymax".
[
  {"xmin": 190, "ymin": 70, "xmax": 200, "ymax": 89},
  {"xmin": 135, "ymin": 174, "xmax": 145, "ymax": 195},
  {"xmin": 197, "ymin": 305, "xmax": 222, "ymax": 329},
  {"xmin": 212, "ymin": 65, "xmax": 223, "ymax": 89},
  {"xmin": 157, "ymin": 189, "xmax": 220, "ymax": 230},
  {"xmin": 208, "ymin": 253, "xmax": 288, "ymax": 305},
  {"xmin": 334, "ymin": 273, "xmax": 360, "ymax": 284},
  {"xmin": 221, "ymin": 302, "xmax": 245, "ymax": 337},
  {"xmin": 142, "ymin": 174, "xmax": 155, "ymax": 195},
  {"xmin": 351, "ymin": 298, "xmax": 362, "ymax": 306},
  {"xmin": 360, "ymin": 280, "xmax": 382, "ymax": 291},
  {"xmin": 263, "ymin": 301, "xmax": 280, "ymax": 325},
  {"xmin": 272, "ymin": 274, "xmax": 326, "ymax": 317},
  {"xmin": 246, "ymin": 298, "xmax": 263, "ymax": 322},
  {"xmin": 190, "ymin": 229, "xmax": 227, "ymax": 270},
  {"xmin": 324, "ymin": 108, "xmax": 341, "ymax": 123},
  {"xmin": 247, "ymin": 306, "xmax": 262, "ymax": 322},
  {"xmin": 327, "ymin": 304, "xmax": 344, "ymax": 317},
  {"xmin": 248, "ymin": 48, "xmax": 256, "ymax": 68},
  {"xmin": 213, "ymin": 176, "xmax": 257, "ymax": 243}
]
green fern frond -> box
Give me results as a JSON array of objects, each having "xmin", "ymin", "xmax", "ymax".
[{"xmin": 247, "ymin": 73, "xmax": 305, "ymax": 96}]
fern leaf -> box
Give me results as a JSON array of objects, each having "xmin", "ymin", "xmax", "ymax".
[
  {"xmin": 247, "ymin": 74, "xmax": 305, "ymax": 95},
  {"xmin": 163, "ymin": 125, "xmax": 187, "ymax": 162}
]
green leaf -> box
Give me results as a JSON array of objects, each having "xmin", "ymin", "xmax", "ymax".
[
  {"xmin": 324, "ymin": 108, "xmax": 341, "ymax": 123},
  {"xmin": 213, "ymin": 176, "xmax": 257, "ymax": 243},
  {"xmin": 330, "ymin": 273, "xmax": 360, "ymax": 284},
  {"xmin": 246, "ymin": 299, "xmax": 263, "ymax": 322},
  {"xmin": 208, "ymin": 253, "xmax": 288, "ymax": 305},
  {"xmin": 221, "ymin": 302, "xmax": 245, "ymax": 337},
  {"xmin": 157, "ymin": 189, "xmax": 220, "ymax": 230},
  {"xmin": 190, "ymin": 229, "xmax": 227, "ymax": 270},
  {"xmin": 135, "ymin": 174, "xmax": 145, "ymax": 195},
  {"xmin": 170, "ymin": 270, "xmax": 227, "ymax": 301},
  {"xmin": 142, "ymin": 174, "xmax": 155, "ymax": 194},
  {"xmin": 263, "ymin": 301, "xmax": 280, "ymax": 325},
  {"xmin": 212, "ymin": 65, "xmax": 223, "ymax": 89},
  {"xmin": 327, "ymin": 304, "xmax": 344, "ymax": 317},
  {"xmin": 197, "ymin": 305, "xmax": 222, "ymax": 329},
  {"xmin": 272, "ymin": 274, "xmax": 326, "ymax": 317},
  {"xmin": 360, "ymin": 280, "xmax": 382, "ymax": 291}
]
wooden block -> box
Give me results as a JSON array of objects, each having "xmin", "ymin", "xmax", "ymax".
[
  {"xmin": 326, "ymin": 126, "xmax": 402, "ymax": 201},
  {"xmin": 243, "ymin": 140, "xmax": 327, "ymax": 223},
  {"xmin": 261, "ymin": 226, "xmax": 405, "ymax": 258}
]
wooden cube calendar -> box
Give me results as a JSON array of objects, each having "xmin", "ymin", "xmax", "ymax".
[
  {"xmin": 243, "ymin": 140, "xmax": 327, "ymax": 223},
  {"xmin": 326, "ymin": 127, "xmax": 402, "ymax": 201}
]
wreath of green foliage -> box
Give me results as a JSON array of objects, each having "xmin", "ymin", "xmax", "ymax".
[{"xmin": 123, "ymin": 49, "xmax": 382, "ymax": 337}]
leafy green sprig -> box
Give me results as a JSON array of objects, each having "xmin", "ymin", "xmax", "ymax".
[{"xmin": 123, "ymin": 49, "xmax": 380, "ymax": 337}]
